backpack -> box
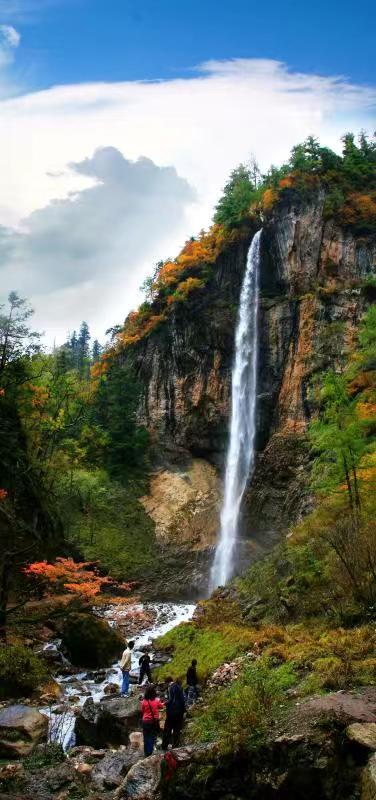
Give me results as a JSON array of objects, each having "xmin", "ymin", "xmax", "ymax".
[{"xmin": 161, "ymin": 751, "xmax": 177, "ymax": 783}]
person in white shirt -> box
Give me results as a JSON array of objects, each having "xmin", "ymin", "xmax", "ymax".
[{"xmin": 120, "ymin": 640, "xmax": 134, "ymax": 696}]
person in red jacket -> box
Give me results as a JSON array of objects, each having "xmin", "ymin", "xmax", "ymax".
[{"xmin": 141, "ymin": 685, "xmax": 165, "ymax": 756}]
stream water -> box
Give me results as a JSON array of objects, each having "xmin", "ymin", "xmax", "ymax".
[{"xmin": 43, "ymin": 602, "xmax": 195, "ymax": 750}]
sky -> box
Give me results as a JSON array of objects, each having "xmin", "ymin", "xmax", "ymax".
[{"xmin": 0, "ymin": 0, "xmax": 375, "ymax": 345}]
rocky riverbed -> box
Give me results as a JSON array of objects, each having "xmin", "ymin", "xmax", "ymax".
[{"xmin": 42, "ymin": 602, "xmax": 195, "ymax": 750}]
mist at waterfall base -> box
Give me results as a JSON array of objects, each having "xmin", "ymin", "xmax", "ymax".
[{"xmin": 210, "ymin": 230, "xmax": 262, "ymax": 590}]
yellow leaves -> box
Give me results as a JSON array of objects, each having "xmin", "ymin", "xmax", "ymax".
[
  {"xmin": 261, "ymin": 188, "xmax": 279, "ymax": 211},
  {"xmin": 167, "ymin": 277, "xmax": 205, "ymax": 305},
  {"xmin": 156, "ymin": 260, "xmax": 181, "ymax": 289}
]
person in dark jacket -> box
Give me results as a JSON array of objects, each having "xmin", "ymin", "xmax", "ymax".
[
  {"xmin": 185, "ymin": 659, "xmax": 199, "ymax": 704},
  {"xmin": 138, "ymin": 652, "xmax": 152, "ymax": 685},
  {"xmin": 186, "ymin": 659, "xmax": 198, "ymax": 687},
  {"xmin": 162, "ymin": 677, "xmax": 186, "ymax": 750}
]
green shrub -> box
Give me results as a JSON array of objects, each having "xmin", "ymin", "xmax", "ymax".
[
  {"xmin": 0, "ymin": 644, "xmax": 48, "ymax": 699},
  {"xmin": 61, "ymin": 612, "xmax": 125, "ymax": 667},
  {"xmin": 24, "ymin": 742, "xmax": 65, "ymax": 770},
  {"xmin": 191, "ymin": 658, "xmax": 297, "ymax": 754}
]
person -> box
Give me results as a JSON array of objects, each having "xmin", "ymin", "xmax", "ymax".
[
  {"xmin": 138, "ymin": 652, "xmax": 152, "ymax": 685},
  {"xmin": 141, "ymin": 685, "xmax": 165, "ymax": 757},
  {"xmin": 185, "ymin": 659, "xmax": 199, "ymax": 704},
  {"xmin": 162, "ymin": 677, "xmax": 186, "ymax": 750},
  {"xmin": 120, "ymin": 640, "xmax": 134, "ymax": 696}
]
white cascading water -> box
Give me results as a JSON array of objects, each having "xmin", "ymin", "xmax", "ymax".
[{"xmin": 210, "ymin": 229, "xmax": 262, "ymax": 589}]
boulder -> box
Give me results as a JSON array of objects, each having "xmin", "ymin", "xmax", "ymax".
[
  {"xmin": 104, "ymin": 682, "xmax": 119, "ymax": 695},
  {"xmin": 301, "ymin": 689, "xmax": 376, "ymax": 725},
  {"xmin": 0, "ymin": 705, "xmax": 48, "ymax": 758},
  {"xmin": 75, "ymin": 695, "xmax": 141, "ymax": 748},
  {"xmin": 21, "ymin": 761, "xmax": 77, "ymax": 797},
  {"xmin": 91, "ymin": 749, "xmax": 141, "ymax": 789},
  {"xmin": 362, "ymin": 754, "xmax": 376, "ymax": 800},
  {"xmin": 116, "ymin": 754, "xmax": 162, "ymax": 800},
  {"xmin": 348, "ymin": 723, "xmax": 376, "ymax": 751},
  {"xmin": 61, "ymin": 612, "xmax": 125, "ymax": 667},
  {"xmin": 116, "ymin": 744, "xmax": 217, "ymax": 799}
]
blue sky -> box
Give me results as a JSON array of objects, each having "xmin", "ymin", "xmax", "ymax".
[
  {"xmin": 0, "ymin": 0, "xmax": 374, "ymax": 343},
  {"xmin": 5, "ymin": 0, "xmax": 376, "ymax": 89}
]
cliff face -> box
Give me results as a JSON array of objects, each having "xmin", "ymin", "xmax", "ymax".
[{"xmin": 126, "ymin": 194, "xmax": 375, "ymax": 581}]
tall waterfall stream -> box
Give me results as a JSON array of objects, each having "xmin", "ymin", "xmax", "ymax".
[{"xmin": 210, "ymin": 230, "xmax": 261, "ymax": 589}]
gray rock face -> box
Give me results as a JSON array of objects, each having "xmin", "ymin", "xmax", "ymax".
[
  {"xmin": 0, "ymin": 705, "xmax": 48, "ymax": 758},
  {"xmin": 75, "ymin": 694, "xmax": 141, "ymax": 748},
  {"xmin": 119, "ymin": 193, "xmax": 376, "ymax": 580}
]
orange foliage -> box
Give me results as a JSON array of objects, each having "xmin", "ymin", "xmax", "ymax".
[
  {"xmin": 0, "ymin": 388, "xmax": 5, "ymax": 397},
  {"xmin": 90, "ymin": 356, "xmax": 109, "ymax": 380},
  {"xmin": 175, "ymin": 225, "xmax": 227, "ymax": 269},
  {"xmin": 0, "ymin": 489, "xmax": 7, "ymax": 502},
  {"xmin": 279, "ymin": 175, "xmax": 294, "ymax": 189},
  {"xmin": 156, "ymin": 260, "xmax": 182, "ymax": 289},
  {"xmin": 119, "ymin": 312, "xmax": 165, "ymax": 347},
  {"xmin": 261, "ymin": 188, "xmax": 279, "ymax": 211},
  {"xmin": 24, "ymin": 557, "xmax": 134, "ymax": 600},
  {"xmin": 340, "ymin": 193, "xmax": 376, "ymax": 226}
]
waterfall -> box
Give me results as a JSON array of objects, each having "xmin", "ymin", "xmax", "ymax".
[{"xmin": 210, "ymin": 229, "xmax": 262, "ymax": 589}]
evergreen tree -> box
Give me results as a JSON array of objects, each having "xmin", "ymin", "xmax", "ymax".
[
  {"xmin": 91, "ymin": 339, "xmax": 102, "ymax": 363},
  {"xmin": 77, "ymin": 321, "xmax": 91, "ymax": 378}
]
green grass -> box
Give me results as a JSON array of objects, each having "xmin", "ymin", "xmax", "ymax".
[{"xmin": 154, "ymin": 621, "xmax": 257, "ymax": 682}]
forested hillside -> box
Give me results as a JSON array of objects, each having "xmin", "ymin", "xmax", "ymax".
[{"xmin": 0, "ymin": 130, "xmax": 375, "ymax": 800}]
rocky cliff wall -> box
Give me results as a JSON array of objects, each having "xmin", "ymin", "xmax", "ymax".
[{"xmin": 122, "ymin": 193, "xmax": 375, "ymax": 581}]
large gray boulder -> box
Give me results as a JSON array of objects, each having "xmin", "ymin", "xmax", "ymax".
[
  {"xmin": 0, "ymin": 705, "xmax": 48, "ymax": 758},
  {"xmin": 117, "ymin": 754, "xmax": 162, "ymax": 800},
  {"xmin": 75, "ymin": 695, "xmax": 141, "ymax": 748},
  {"xmin": 116, "ymin": 744, "xmax": 218, "ymax": 799},
  {"xmin": 91, "ymin": 748, "xmax": 141, "ymax": 790}
]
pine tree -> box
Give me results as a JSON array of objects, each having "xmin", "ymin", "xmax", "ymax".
[
  {"xmin": 77, "ymin": 322, "xmax": 91, "ymax": 378},
  {"xmin": 91, "ymin": 339, "xmax": 102, "ymax": 363}
]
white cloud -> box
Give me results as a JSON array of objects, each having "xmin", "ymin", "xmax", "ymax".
[
  {"xmin": 0, "ymin": 24, "xmax": 20, "ymax": 47},
  {"xmin": 0, "ymin": 58, "xmax": 374, "ymax": 344},
  {"xmin": 0, "ymin": 22, "xmax": 19, "ymax": 67}
]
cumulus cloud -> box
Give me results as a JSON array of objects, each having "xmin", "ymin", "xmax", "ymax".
[
  {"xmin": 0, "ymin": 146, "xmax": 195, "ymax": 298},
  {"xmin": 0, "ymin": 58, "xmax": 374, "ymax": 342}
]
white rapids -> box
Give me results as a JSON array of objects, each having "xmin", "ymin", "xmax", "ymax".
[{"xmin": 210, "ymin": 229, "xmax": 262, "ymax": 589}]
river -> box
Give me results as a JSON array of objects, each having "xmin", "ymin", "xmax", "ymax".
[{"xmin": 43, "ymin": 602, "xmax": 196, "ymax": 749}]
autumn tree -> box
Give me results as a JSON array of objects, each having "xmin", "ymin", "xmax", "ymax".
[{"xmin": 23, "ymin": 557, "xmax": 134, "ymax": 600}]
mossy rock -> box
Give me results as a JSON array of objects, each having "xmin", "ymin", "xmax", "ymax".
[
  {"xmin": 62, "ymin": 612, "xmax": 125, "ymax": 667},
  {"xmin": 0, "ymin": 645, "xmax": 48, "ymax": 699}
]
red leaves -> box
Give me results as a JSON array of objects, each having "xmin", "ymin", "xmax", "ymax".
[{"xmin": 23, "ymin": 557, "xmax": 132, "ymax": 601}]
